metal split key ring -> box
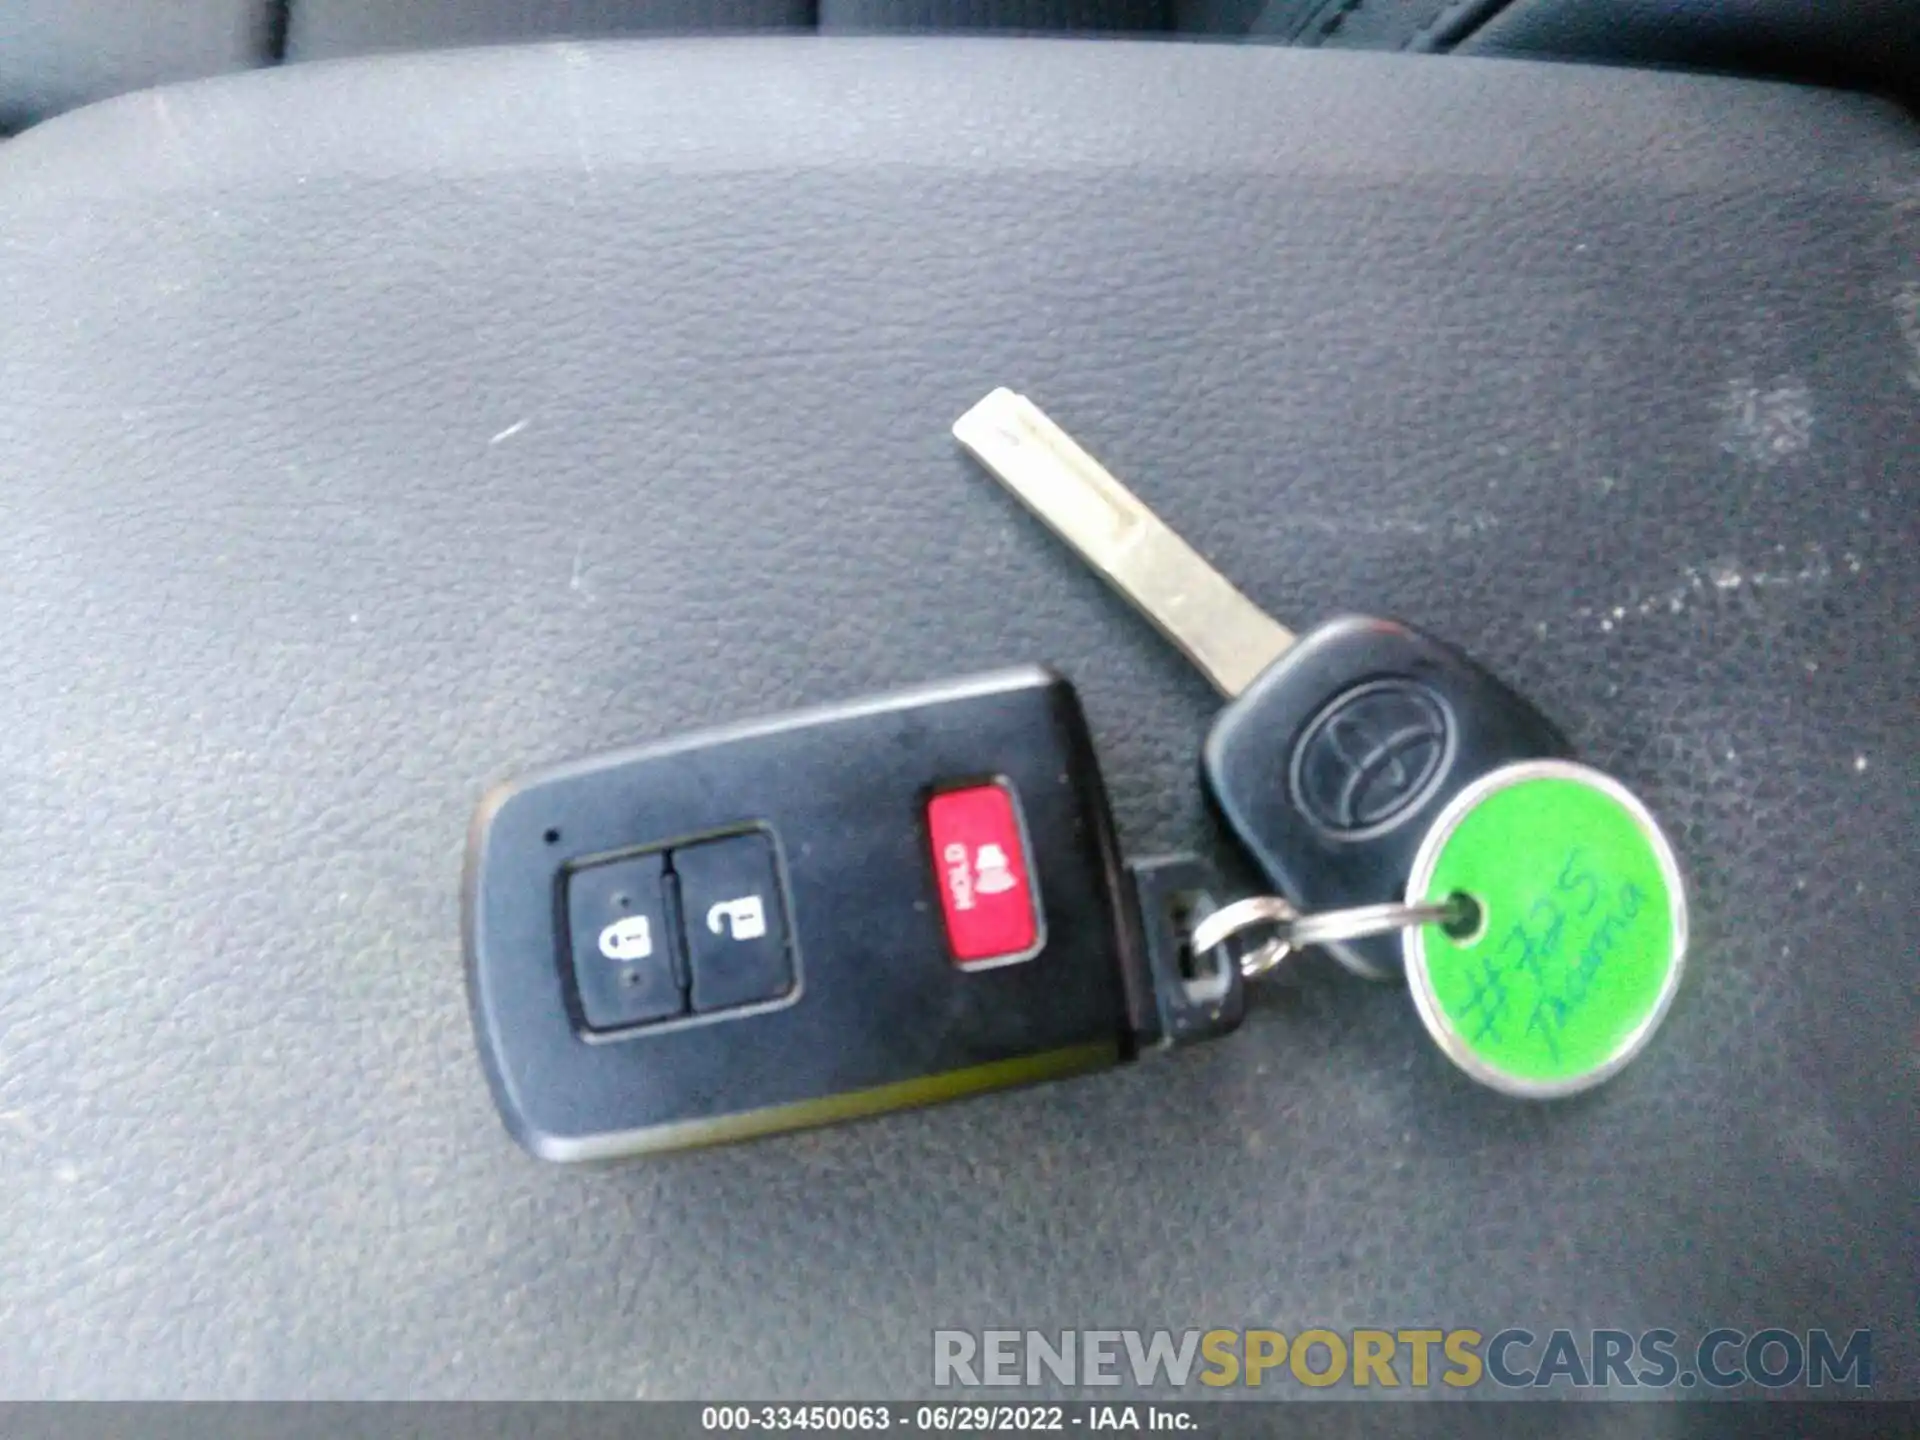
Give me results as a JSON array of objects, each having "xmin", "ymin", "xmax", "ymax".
[{"xmin": 1190, "ymin": 894, "xmax": 1470, "ymax": 980}]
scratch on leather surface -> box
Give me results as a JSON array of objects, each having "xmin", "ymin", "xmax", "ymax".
[
  {"xmin": 0, "ymin": 40, "xmax": 1914, "ymax": 1398},
  {"xmin": 1714, "ymin": 376, "xmax": 1814, "ymax": 467}
]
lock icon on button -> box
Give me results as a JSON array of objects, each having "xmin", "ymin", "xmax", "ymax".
[{"xmin": 597, "ymin": 915, "xmax": 654, "ymax": 962}]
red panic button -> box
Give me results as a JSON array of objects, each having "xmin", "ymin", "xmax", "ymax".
[{"xmin": 927, "ymin": 783, "xmax": 1042, "ymax": 967}]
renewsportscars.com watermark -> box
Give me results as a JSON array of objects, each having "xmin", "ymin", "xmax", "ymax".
[{"xmin": 932, "ymin": 1328, "xmax": 1872, "ymax": 1392}]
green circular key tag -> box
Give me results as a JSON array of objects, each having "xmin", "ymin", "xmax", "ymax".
[{"xmin": 1403, "ymin": 760, "xmax": 1687, "ymax": 1099}]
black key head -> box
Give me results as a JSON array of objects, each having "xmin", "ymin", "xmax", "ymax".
[{"xmin": 1203, "ymin": 616, "xmax": 1571, "ymax": 981}]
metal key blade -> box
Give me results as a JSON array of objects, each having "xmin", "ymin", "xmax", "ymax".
[{"xmin": 954, "ymin": 388, "xmax": 1294, "ymax": 697}]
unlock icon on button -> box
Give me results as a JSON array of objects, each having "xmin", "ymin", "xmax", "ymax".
[{"xmin": 706, "ymin": 896, "xmax": 766, "ymax": 942}]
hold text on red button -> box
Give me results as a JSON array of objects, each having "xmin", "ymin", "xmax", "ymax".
[{"xmin": 927, "ymin": 783, "xmax": 1041, "ymax": 967}]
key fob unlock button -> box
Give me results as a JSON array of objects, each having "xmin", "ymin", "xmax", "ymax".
[{"xmin": 677, "ymin": 832, "xmax": 795, "ymax": 1013}]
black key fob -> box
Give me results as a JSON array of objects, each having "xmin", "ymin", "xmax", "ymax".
[
  {"xmin": 1204, "ymin": 616, "xmax": 1571, "ymax": 981},
  {"xmin": 465, "ymin": 667, "xmax": 1239, "ymax": 1161}
]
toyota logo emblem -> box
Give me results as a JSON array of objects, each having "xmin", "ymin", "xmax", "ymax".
[{"xmin": 1291, "ymin": 680, "xmax": 1453, "ymax": 836}]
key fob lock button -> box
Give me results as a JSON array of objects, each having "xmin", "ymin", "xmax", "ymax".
[{"xmin": 567, "ymin": 853, "xmax": 684, "ymax": 1031}]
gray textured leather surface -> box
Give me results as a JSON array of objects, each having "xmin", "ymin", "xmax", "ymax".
[{"xmin": 0, "ymin": 38, "xmax": 1914, "ymax": 1401}]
